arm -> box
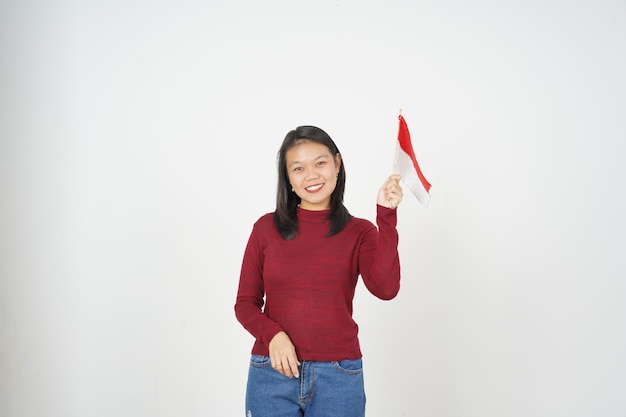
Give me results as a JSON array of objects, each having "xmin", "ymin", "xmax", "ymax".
[
  {"xmin": 234, "ymin": 222, "xmax": 301, "ymax": 378},
  {"xmin": 359, "ymin": 175, "xmax": 403, "ymax": 300},
  {"xmin": 234, "ymin": 224, "xmax": 284, "ymax": 348}
]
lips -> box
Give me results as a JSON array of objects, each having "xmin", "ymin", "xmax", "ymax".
[{"xmin": 305, "ymin": 183, "xmax": 324, "ymax": 192}]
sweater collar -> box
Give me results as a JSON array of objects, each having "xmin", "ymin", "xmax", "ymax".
[{"xmin": 296, "ymin": 206, "xmax": 330, "ymax": 223}]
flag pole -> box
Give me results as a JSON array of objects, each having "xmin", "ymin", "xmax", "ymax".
[{"xmin": 393, "ymin": 108, "xmax": 402, "ymax": 174}]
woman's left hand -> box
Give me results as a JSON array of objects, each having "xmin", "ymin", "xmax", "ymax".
[{"xmin": 377, "ymin": 174, "xmax": 403, "ymax": 209}]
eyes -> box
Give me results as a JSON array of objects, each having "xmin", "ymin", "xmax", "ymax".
[{"xmin": 291, "ymin": 161, "xmax": 328, "ymax": 173}]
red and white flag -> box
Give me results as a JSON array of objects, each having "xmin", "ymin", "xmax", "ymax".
[{"xmin": 394, "ymin": 114, "xmax": 431, "ymax": 206}]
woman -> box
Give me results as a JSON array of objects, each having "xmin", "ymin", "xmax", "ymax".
[{"xmin": 235, "ymin": 125, "xmax": 403, "ymax": 417}]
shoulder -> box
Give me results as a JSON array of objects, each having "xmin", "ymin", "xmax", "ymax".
[
  {"xmin": 344, "ymin": 214, "xmax": 376, "ymax": 233},
  {"xmin": 245, "ymin": 212, "xmax": 281, "ymax": 244},
  {"xmin": 252, "ymin": 212, "xmax": 276, "ymax": 230}
]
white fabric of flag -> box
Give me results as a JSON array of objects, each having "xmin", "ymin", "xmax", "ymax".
[{"xmin": 394, "ymin": 115, "xmax": 431, "ymax": 207}]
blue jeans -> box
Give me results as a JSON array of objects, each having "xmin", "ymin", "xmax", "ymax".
[{"xmin": 245, "ymin": 355, "xmax": 366, "ymax": 417}]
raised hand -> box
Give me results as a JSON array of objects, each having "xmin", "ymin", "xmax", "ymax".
[{"xmin": 377, "ymin": 174, "xmax": 403, "ymax": 209}]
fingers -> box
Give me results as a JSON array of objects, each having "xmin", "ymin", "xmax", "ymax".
[
  {"xmin": 387, "ymin": 175, "xmax": 403, "ymax": 208},
  {"xmin": 271, "ymin": 355, "xmax": 300, "ymax": 378},
  {"xmin": 377, "ymin": 174, "xmax": 404, "ymax": 209},
  {"xmin": 287, "ymin": 357, "xmax": 301, "ymax": 378},
  {"xmin": 269, "ymin": 331, "xmax": 301, "ymax": 378}
]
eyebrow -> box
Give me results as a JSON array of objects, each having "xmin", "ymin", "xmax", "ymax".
[{"xmin": 288, "ymin": 154, "xmax": 330, "ymax": 167}]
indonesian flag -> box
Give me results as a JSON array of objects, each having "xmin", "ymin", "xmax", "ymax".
[{"xmin": 395, "ymin": 114, "xmax": 431, "ymax": 206}]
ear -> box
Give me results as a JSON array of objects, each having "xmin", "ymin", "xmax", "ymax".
[{"xmin": 335, "ymin": 153, "xmax": 342, "ymax": 173}]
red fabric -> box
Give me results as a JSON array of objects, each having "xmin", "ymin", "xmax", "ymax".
[
  {"xmin": 235, "ymin": 205, "xmax": 400, "ymax": 361},
  {"xmin": 398, "ymin": 115, "xmax": 431, "ymax": 194}
]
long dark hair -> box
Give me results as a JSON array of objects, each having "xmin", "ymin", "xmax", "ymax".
[{"xmin": 273, "ymin": 125, "xmax": 351, "ymax": 240}]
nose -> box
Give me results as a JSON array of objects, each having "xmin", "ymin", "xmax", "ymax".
[{"xmin": 305, "ymin": 168, "xmax": 320, "ymax": 180}]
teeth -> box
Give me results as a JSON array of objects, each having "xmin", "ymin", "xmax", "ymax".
[{"xmin": 306, "ymin": 184, "xmax": 323, "ymax": 191}]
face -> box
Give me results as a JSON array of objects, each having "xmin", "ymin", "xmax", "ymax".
[{"xmin": 286, "ymin": 141, "xmax": 341, "ymax": 211}]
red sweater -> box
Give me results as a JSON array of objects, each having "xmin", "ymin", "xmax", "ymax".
[{"xmin": 234, "ymin": 205, "xmax": 400, "ymax": 361}]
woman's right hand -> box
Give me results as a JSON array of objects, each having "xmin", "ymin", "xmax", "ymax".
[
  {"xmin": 377, "ymin": 174, "xmax": 403, "ymax": 209},
  {"xmin": 269, "ymin": 331, "xmax": 301, "ymax": 378}
]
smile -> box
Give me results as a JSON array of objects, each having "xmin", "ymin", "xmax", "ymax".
[{"xmin": 305, "ymin": 184, "xmax": 324, "ymax": 192}]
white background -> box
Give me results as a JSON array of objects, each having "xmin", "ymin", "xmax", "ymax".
[{"xmin": 1, "ymin": 1, "xmax": 625, "ymax": 416}]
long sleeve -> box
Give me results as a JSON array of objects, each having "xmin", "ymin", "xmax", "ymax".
[
  {"xmin": 234, "ymin": 218, "xmax": 283, "ymax": 347},
  {"xmin": 234, "ymin": 207, "xmax": 400, "ymax": 360},
  {"xmin": 358, "ymin": 205, "xmax": 401, "ymax": 300}
]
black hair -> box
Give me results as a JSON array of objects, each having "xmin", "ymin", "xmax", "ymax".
[{"xmin": 273, "ymin": 125, "xmax": 351, "ymax": 240}]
